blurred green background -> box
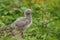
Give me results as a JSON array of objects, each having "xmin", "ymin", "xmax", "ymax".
[{"xmin": 0, "ymin": 0, "xmax": 60, "ymax": 40}]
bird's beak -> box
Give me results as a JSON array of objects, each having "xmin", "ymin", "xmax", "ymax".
[{"xmin": 32, "ymin": 12, "xmax": 34, "ymax": 14}]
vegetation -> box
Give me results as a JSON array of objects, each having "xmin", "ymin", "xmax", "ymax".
[{"xmin": 0, "ymin": 0, "xmax": 60, "ymax": 40}]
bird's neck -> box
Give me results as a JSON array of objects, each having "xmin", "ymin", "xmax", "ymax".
[{"xmin": 25, "ymin": 14, "xmax": 32, "ymax": 19}]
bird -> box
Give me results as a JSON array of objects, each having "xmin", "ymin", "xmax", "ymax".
[{"xmin": 11, "ymin": 9, "xmax": 33, "ymax": 38}]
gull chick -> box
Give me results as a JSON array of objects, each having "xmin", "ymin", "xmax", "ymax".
[{"xmin": 11, "ymin": 9, "xmax": 33, "ymax": 37}]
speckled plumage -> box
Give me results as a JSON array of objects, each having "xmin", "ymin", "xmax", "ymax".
[{"xmin": 11, "ymin": 9, "xmax": 33, "ymax": 37}]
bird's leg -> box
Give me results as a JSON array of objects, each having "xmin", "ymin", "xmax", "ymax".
[{"xmin": 20, "ymin": 31, "xmax": 23, "ymax": 38}]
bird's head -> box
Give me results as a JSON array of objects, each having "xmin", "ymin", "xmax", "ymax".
[{"xmin": 24, "ymin": 9, "xmax": 34, "ymax": 15}]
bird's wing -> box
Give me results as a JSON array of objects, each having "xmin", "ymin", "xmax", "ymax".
[{"xmin": 14, "ymin": 17, "xmax": 28, "ymax": 27}]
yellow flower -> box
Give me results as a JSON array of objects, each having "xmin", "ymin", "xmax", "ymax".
[{"xmin": 2, "ymin": 16, "xmax": 6, "ymax": 18}]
